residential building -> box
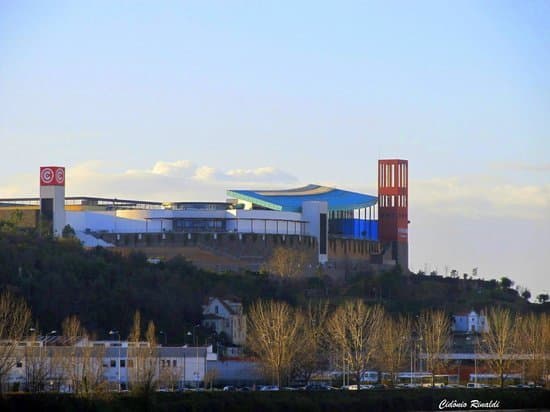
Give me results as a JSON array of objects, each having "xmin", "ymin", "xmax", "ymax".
[
  {"xmin": 452, "ymin": 310, "xmax": 489, "ymax": 333},
  {"xmin": 202, "ymin": 297, "xmax": 247, "ymax": 346}
]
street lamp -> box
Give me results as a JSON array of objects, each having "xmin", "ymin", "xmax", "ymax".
[
  {"xmin": 43, "ymin": 330, "xmax": 56, "ymax": 349},
  {"xmin": 473, "ymin": 335, "xmax": 485, "ymax": 387},
  {"xmin": 28, "ymin": 328, "xmax": 42, "ymax": 389},
  {"xmin": 412, "ymin": 335, "xmax": 423, "ymax": 387},
  {"xmin": 187, "ymin": 325, "xmax": 200, "ymax": 388},
  {"xmin": 43, "ymin": 330, "xmax": 56, "ymax": 390},
  {"xmin": 409, "ymin": 336, "xmax": 414, "ymax": 385},
  {"xmin": 159, "ymin": 330, "xmax": 167, "ymax": 346},
  {"xmin": 186, "ymin": 331, "xmax": 192, "ymax": 387},
  {"xmin": 109, "ymin": 330, "xmax": 121, "ymax": 392},
  {"xmin": 408, "ymin": 329, "xmax": 421, "ymax": 387}
]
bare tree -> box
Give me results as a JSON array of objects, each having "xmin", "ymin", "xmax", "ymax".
[
  {"xmin": 416, "ymin": 309, "xmax": 451, "ymax": 387},
  {"xmin": 0, "ymin": 292, "xmax": 32, "ymax": 392},
  {"xmin": 128, "ymin": 312, "xmax": 158, "ymax": 394},
  {"xmin": 518, "ymin": 313, "xmax": 550, "ymax": 386},
  {"xmin": 327, "ymin": 300, "xmax": 384, "ymax": 390},
  {"xmin": 203, "ymin": 368, "xmax": 218, "ymax": 391},
  {"xmin": 62, "ymin": 315, "xmax": 106, "ymax": 397},
  {"xmin": 292, "ymin": 300, "xmax": 329, "ymax": 384},
  {"xmin": 48, "ymin": 346, "xmax": 67, "ymax": 392},
  {"xmin": 62, "ymin": 315, "xmax": 86, "ymax": 393},
  {"xmin": 247, "ymin": 300, "xmax": 305, "ymax": 386},
  {"xmin": 79, "ymin": 337, "xmax": 108, "ymax": 397},
  {"xmin": 480, "ymin": 307, "xmax": 517, "ymax": 388},
  {"xmin": 262, "ymin": 247, "xmax": 310, "ymax": 278},
  {"xmin": 23, "ymin": 330, "xmax": 48, "ymax": 392},
  {"xmin": 159, "ymin": 362, "xmax": 184, "ymax": 391},
  {"xmin": 375, "ymin": 314, "xmax": 411, "ymax": 386},
  {"xmin": 542, "ymin": 313, "xmax": 550, "ymax": 388}
]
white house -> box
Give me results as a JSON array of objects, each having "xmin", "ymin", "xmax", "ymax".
[
  {"xmin": 452, "ymin": 310, "xmax": 489, "ymax": 333},
  {"xmin": 202, "ymin": 297, "xmax": 247, "ymax": 346}
]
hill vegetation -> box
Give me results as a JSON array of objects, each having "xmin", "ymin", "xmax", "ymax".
[{"xmin": 0, "ymin": 231, "xmax": 546, "ymax": 343}]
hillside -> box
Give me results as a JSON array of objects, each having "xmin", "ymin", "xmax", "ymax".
[{"xmin": 0, "ymin": 232, "xmax": 545, "ymax": 343}]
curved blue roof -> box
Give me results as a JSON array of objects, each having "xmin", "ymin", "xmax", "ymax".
[{"xmin": 226, "ymin": 184, "xmax": 377, "ymax": 212}]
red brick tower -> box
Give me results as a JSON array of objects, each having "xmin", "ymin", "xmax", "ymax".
[{"xmin": 378, "ymin": 159, "xmax": 409, "ymax": 270}]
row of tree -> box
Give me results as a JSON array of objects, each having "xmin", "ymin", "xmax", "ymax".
[
  {"xmin": 1, "ymin": 291, "xmax": 549, "ymax": 393},
  {"xmin": 247, "ymin": 299, "xmax": 449, "ymax": 388},
  {"xmin": 482, "ymin": 308, "xmax": 550, "ymax": 387},
  {"xmin": 247, "ymin": 300, "xmax": 550, "ymax": 388},
  {"xmin": 0, "ymin": 290, "xmax": 177, "ymax": 395}
]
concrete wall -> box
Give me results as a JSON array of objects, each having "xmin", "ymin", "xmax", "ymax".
[
  {"xmin": 100, "ymin": 232, "xmax": 319, "ymax": 273},
  {"xmin": 102, "ymin": 232, "xmax": 317, "ymax": 257},
  {"xmin": 326, "ymin": 238, "xmax": 384, "ymax": 273},
  {"xmin": 208, "ymin": 360, "xmax": 263, "ymax": 384}
]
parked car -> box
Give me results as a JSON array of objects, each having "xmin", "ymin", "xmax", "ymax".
[
  {"xmin": 237, "ymin": 386, "xmax": 252, "ymax": 392},
  {"xmin": 304, "ymin": 383, "xmax": 332, "ymax": 391},
  {"xmin": 343, "ymin": 384, "xmax": 374, "ymax": 390},
  {"xmin": 259, "ymin": 385, "xmax": 280, "ymax": 391},
  {"xmin": 466, "ymin": 382, "xmax": 489, "ymax": 389}
]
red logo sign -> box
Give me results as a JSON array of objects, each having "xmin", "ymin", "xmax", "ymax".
[{"xmin": 40, "ymin": 166, "xmax": 65, "ymax": 186}]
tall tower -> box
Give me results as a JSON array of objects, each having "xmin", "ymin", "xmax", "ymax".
[
  {"xmin": 378, "ymin": 159, "xmax": 408, "ymax": 270},
  {"xmin": 39, "ymin": 166, "xmax": 66, "ymax": 237}
]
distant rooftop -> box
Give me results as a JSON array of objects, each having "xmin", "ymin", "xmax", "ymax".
[
  {"xmin": 227, "ymin": 184, "xmax": 377, "ymax": 212},
  {"xmin": 0, "ymin": 196, "xmax": 163, "ymax": 210}
]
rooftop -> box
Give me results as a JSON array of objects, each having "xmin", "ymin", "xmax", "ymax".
[{"xmin": 227, "ymin": 184, "xmax": 377, "ymax": 212}]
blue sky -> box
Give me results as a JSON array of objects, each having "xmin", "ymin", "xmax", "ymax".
[{"xmin": 1, "ymin": 1, "xmax": 549, "ymax": 295}]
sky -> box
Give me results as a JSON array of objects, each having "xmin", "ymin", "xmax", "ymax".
[{"xmin": 1, "ymin": 1, "xmax": 549, "ymax": 296}]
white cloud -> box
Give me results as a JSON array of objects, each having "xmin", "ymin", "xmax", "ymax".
[
  {"xmin": 410, "ymin": 177, "xmax": 550, "ymax": 219},
  {"xmin": 192, "ymin": 166, "xmax": 217, "ymax": 181},
  {"xmin": 345, "ymin": 175, "xmax": 549, "ymax": 220},
  {"xmin": 124, "ymin": 160, "xmax": 195, "ymax": 178},
  {"xmin": 224, "ymin": 167, "xmax": 296, "ymax": 183},
  {"xmin": 151, "ymin": 160, "xmax": 194, "ymax": 176},
  {"xmin": 3, "ymin": 163, "xmax": 548, "ymax": 221},
  {"xmin": 0, "ymin": 160, "xmax": 299, "ymax": 201},
  {"xmin": 490, "ymin": 161, "xmax": 550, "ymax": 173}
]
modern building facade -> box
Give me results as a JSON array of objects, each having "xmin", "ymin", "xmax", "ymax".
[{"xmin": 0, "ymin": 160, "xmax": 410, "ymax": 270}]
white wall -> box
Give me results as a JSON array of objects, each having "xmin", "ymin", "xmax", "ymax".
[
  {"xmin": 226, "ymin": 209, "xmax": 303, "ymax": 235},
  {"xmin": 66, "ymin": 208, "xmax": 306, "ymax": 236},
  {"xmin": 66, "ymin": 211, "xmax": 114, "ymax": 232},
  {"xmin": 301, "ymin": 201, "xmax": 328, "ymax": 263},
  {"xmin": 67, "ymin": 210, "xmax": 174, "ymax": 233}
]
